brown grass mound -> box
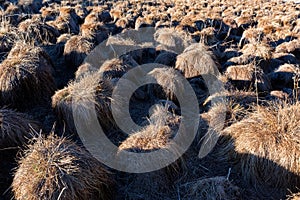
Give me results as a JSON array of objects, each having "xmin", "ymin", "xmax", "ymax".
[
  {"xmin": 0, "ymin": 108, "xmax": 39, "ymax": 148},
  {"xmin": 175, "ymin": 43, "xmax": 219, "ymax": 78},
  {"xmin": 220, "ymin": 102, "xmax": 300, "ymax": 188},
  {"xmin": 180, "ymin": 176, "xmax": 240, "ymax": 200},
  {"xmin": 147, "ymin": 67, "xmax": 184, "ymax": 101},
  {"xmin": 12, "ymin": 133, "xmax": 112, "ymax": 200},
  {"xmin": 18, "ymin": 16, "xmax": 60, "ymax": 44},
  {"xmin": 154, "ymin": 27, "xmax": 192, "ymax": 52},
  {"xmin": 241, "ymin": 42, "xmax": 273, "ymax": 60},
  {"xmin": 119, "ymin": 104, "xmax": 181, "ymax": 153},
  {"xmin": 201, "ymin": 100, "xmax": 247, "ymax": 130},
  {"xmin": 75, "ymin": 62, "xmax": 98, "ymax": 79},
  {"xmin": 63, "ymin": 35, "xmax": 94, "ymax": 69},
  {"xmin": 41, "ymin": 7, "xmax": 58, "ymax": 21},
  {"xmin": 80, "ymin": 23, "xmax": 110, "ymax": 44},
  {"xmin": 47, "ymin": 7, "xmax": 79, "ymax": 35},
  {"xmin": 0, "ymin": 42, "xmax": 56, "ymax": 110},
  {"xmin": 196, "ymin": 27, "xmax": 218, "ymax": 46},
  {"xmin": 56, "ymin": 33, "xmax": 72, "ymax": 44},
  {"xmin": 119, "ymin": 125, "xmax": 175, "ymax": 152},
  {"xmin": 225, "ymin": 64, "xmax": 271, "ymax": 93},
  {"xmin": 74, "ymin": 4, "xmax": 88, "ymax": 23},
  {"xmin": 105, "ymin": 35, "xmax": 145, "ymax": 64},
  {"xmin": 239, "ymin": 27, "xmax": 264, "ymax": 47},
  {"xmin": 276, "ymin": 39, "xmax": 300, "ymax": 54},
  {"xmin": 98, "ymin": 57, "xmax": 135, "ymax": 79},
  {"xmin": 117, "ymin": 105, "xmax": 182, "ymax": 198},
  {"xmin": 52, "ymin": 72, "xmax": 114, "ymax": 134}
]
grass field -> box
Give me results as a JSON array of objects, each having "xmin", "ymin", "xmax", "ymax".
[{"xmin": 0, "ymin": 0, "xmax": 299, "ymax": 199}]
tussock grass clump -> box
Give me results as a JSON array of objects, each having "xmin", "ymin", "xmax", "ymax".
[
  {"xmin": 119, "ymin": 125, "xmax": 175, "ymax": 152},
  {"xmin": 99, "ymin": 57, "xmax": 135, "ymax": 79},
  {"xmin": 225, "ymin": 64, "xmax": 271, "ymax": 93},
  {"xmin": 12, "ymin": 133, "xmax": 112, "ymax": 200},
  {"xmin": 175, "ymin": 43, "xmax": 219, "ymax": 78},
  {"xmin": 147, "ymin": 67, "xmax": 183, "ymax": 101},
  {"xmin": 57, "ymin": 33, "xmax": 72, "ymax": 44},
  {"xmin": 47, "ymin": 6, "xmax": 80, "ymax": 34},
  {"xmin": 238, "ymin": 27, "xmax": 264, "ymax": 48},
  {"xmin": 117, "ymin": 105, "xmax": 182, "ymax": 198},
  {"xmin": 202, "ymin": 100, "xmax": 247, "ymax": 130},
  {"xmin": 74, "ymin": 4, "xmax": 88, "ymax": 23},
  {"xmin": 241, "ymin": 42, "xmax": 273, "ymax": 60},
  {"xmin": 52, "ymin": 72, "xmax": 114, "ymax": 134},
  {"xmin": 180, "ymin": 176, "xmax": 240, "ymax": 200},
  {"xmin": 119, "ymin": 105, "xmax": 181, "ymax": 153},
  {"xmin": 0, "ymin": 42, "xmax": 56, "ymax": 110},
  {"xmin": 80, "ymin": 23, "xmax": 109, "ymax": 44},
  {"xmin": 154, "ymin": 27, "xmax": 192, "ymax": 52},
  {"xmin": 18, "ymin": 16, "xmax": 60, "ymax": 44},
  {"xmin": 275, "ymin": 39, "xmax": 300, "ymax": 54},
  {"xmin": 75, "ymin": 62, "xmax": 98, "ymax": 79},
  {"xmin": 220, "ymin": 102, "xmax": 300, "ymax": 188},
  {"xmin": 204, "ymin": 90, "xmax": 259, "ymax": 108},
  {"xmin": 0, "ymin": 108, "xmax": 39, "ymax": 148},
  {"xmin": 63, "ymin": 35, "xmax": 95, "ymax": 69},
  {"xmin": 4, "ymin": 4, "xmax": 21, "ymax": 26},
  {"xmin": 105, "ymin": 35, "xmax": 146, "ymax": 64}
]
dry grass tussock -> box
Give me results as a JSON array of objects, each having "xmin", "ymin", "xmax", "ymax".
[
  {"xmin": 180, "ymin": 176, "xmax": 241, "ymax": 200},
  {"xmin": 147, "ymin": 67, "xmax": 184, "ymax": 101},
  {"xmin": 202, "ymin": 100, "xmax": 247, "ymax": 130},
  {"xmin": 75, "ymin": 62, "xmax": 98, "ymax": 79},
  {"xmin": 220, "ymin": 102, "xmax": 300, "ymax": 188},
  {"xmin": 275, "ymin": 39, "xmax": 300, "ymax": 54},
  {"xmin": 98, "ymin": 58, "xmax": 135, "ymax": 79},
  {"xmin": 154, "ymin": 27, "xmax": 192, "ymax": 52},
  {"xmin": 12, "ymin": 133, "xmax": 112, "ymax": 200},
  {"xmin": 18, "ymin": 16, "xmax": 60, "ymax": 44},
  {"xmin": 175, "ymin": 43, "xmax": 219, "ymax": 78},
  {"xmin": 80, "ymin": 23, "xmax": 110, "ymax": 44},
  {"xmin": 47, "ymin": 6, "xmax": 79, "ymax": 34},
  {"xmin": 52, "ymin": 72, "xmax": 114, "ymax": 134},
  {"xmin": 119, "ymin": 104, "xmax": 181, "ymax": 153},
  {"xmin": 0, "ymin": 42, "xmax": 56, "ymax": 110},
  {"xmin": 241, "ymin": 42, "xmax": 273, "ymax": 60},
  {"xmin": 63, "ymin": 35, "xmax": 95, "ymax": 69},
  {"xmin": 225, "ymin": 64, "xmax": 271, "ymax": 93},
  {"xmin": 117, "ymin": 105, "xmax": 183, "ymax": 199},
  {"xmin": 0, "ymin": 108, "xmax": 39, "ymax": 148}
]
